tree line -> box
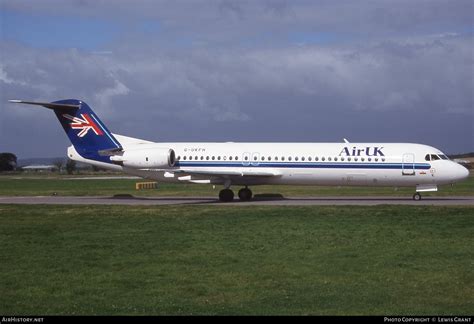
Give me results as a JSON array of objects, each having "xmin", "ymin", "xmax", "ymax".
[{"xmin": 0, "ymin": 152, "xmax": 79, "ymax": 174}]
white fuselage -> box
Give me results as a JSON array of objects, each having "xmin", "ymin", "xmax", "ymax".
[{"xmin": 68, "ymin": 140, "xmax": 469, "ymax": 191}]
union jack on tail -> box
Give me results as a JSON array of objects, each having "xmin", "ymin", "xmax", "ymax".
[{"xmin": 62, "ymin": 113, "xmax": 104, "ymax": 137}]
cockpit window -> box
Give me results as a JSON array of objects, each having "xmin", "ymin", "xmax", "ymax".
[{"xmin": 425, "ymin": 154, "xmax": 448, "ymax": 161}]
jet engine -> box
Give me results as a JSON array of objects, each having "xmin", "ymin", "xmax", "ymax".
[{"xmin": 110, "ymin": 148, "xmax": 176, "ymax": 168}]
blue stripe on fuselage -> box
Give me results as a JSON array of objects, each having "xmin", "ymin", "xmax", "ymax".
[{"xmin": 175, "ymin": 161, "xmax": 431, "ymax": 170}]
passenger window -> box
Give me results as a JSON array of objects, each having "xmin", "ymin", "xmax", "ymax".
[
  {"xmin": 322, "ymin": 157, "xmax": 325, "ymax": 161},
  {"xmin": 177, "ymin": 156, "xmax": 181, "ymax": 160},
  {"xmin": 328, "ymin": 157, "xmax": 332, "ymax": 161},
  {"xmin": 244, "ymin": 156, "xmax": 248, "ymax": 161},
  {"xmin": 288, "ymin": 157, "xmax": 292, "ymax": 161},
  {"xmin": 212, "ymin": 156, "xmax": 215, "ymax": 160},
  {"xmin": 261, "ymin": 156, "xmax": 265, "ymax": 161},
  {"xmin": 361, "ymin": 157, "xmax": 364, "ymax": 162},
  {"xmin": 308, "ymin": 157, "xmax": 312, "ymax": 161},
  {"xmin": 275, "ymin": 157, "xmax": 279, "ymax": 161},
  {"xmin": 218, "ymin": 156, "xmax": 221, "ymax": 160},
  {"xmin": 382, "ymin": 158, "xmax": 385, "ymax": 162},
  {"xmin": 206, "ymin": 156, "xmax": 210, "ymax": 160},
  {"xmin": 348, "ymin": 157, "xmax": 351, "ymax": 161},
  {"xmin": 183, "ymin": 156, "xmax": 187, "ymax": 160},
  {"xmin": 341, "ymin": 157, "xmax": 345, "ymax": 161},
  {"xmin": 295, "ymin": 157, "xmax": 299, "ymax": 161},
  {"xmin": 315, "ymin": 157, "xmax": 319, "ymax": 161},
  {"xmin": 268, "ymin": 156, "xmax": 271, "ymax": 161},
  {"xmin": 367, "ymin": 158, "xmax": 371, "ymax": 162},
  {"xmin": 302, "ymin": 157, "xmax": 305, "ymax": 161},
  {"xmin": 229, "ymin": 156, "xmax": 232, "ymax": 160},
  {"xmin": 334, "ymin": 157, "xmax": 338, "ymax": 162},
  {"xmin": 354, "ymin": 157, "xmax": 358, "ymax": 162},
  {"xmin": 235, "ymin": 156, "xmax": 238, "ymax": 160},
  {"xmin": 200, "ymin": 156, "xmax": 204, "ymax": 160},
  {"xmin": 281, "ymin": 157, "xmax": 285, "ymax": 161}
]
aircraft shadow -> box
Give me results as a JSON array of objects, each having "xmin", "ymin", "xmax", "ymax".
[{"xmin": 103, "ymin": 194, "xmax": 473, "ymax": 205}]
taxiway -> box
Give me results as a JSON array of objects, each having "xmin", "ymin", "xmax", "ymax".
[{"xmin": 0, "ymin": 196, "xmax": 473, "ymax": 206}]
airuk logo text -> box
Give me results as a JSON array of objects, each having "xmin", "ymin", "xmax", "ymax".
[{"xmin": 339, "ymin": 146, "xmax": 385, "ymax": 157}]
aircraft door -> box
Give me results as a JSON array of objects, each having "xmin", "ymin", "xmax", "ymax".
[{"xmin": 402, "ymin": 153, "xmax": 415, "ymax": 176}]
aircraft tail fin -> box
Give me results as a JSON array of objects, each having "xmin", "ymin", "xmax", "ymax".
[{"xmin": 9, "ymin": 99, "xmax": 122, "ymax": 163}]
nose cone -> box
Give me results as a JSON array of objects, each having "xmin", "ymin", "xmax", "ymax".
[{"xmin": 455, "ymin": 163, "xmax": 470, "ymax": 181}]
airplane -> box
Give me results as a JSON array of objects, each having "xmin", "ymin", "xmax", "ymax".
[{"xmin": 9, "ymin": 99, "xmax": 470, "ymax": 202}]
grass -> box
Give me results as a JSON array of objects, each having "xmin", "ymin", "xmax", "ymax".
[
  {"xmin": 0, "ymin": 172, "xmax": 473, "ymax": 197},
  {"xmin": 1, "ymin": 205, "xmax": 473, "ymax": 315}
]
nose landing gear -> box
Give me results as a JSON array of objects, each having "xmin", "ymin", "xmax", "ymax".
[
  {"xmin": 412, "ymin": 192, "xmax": 422, "ymax": 201},
  {"xmin": 413, "ymin": 185, "xmax": 437, "ymax": 201}
]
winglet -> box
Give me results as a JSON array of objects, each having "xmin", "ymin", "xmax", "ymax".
[{"xmin": 8, "ymin": 100, "xmax": 80, "ymax": 110}]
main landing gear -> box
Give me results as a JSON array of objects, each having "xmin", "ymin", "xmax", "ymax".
[
  {"xmin": 219, "ymin": 188, "xmax": 234, "ymax": 202},
  {"xmin": 238, "ymin": 187, "xmax": 253, "ymax": 201},
  {"xmin": 218, "ymin": 187, "xmax": 253, "ymax": 202}
]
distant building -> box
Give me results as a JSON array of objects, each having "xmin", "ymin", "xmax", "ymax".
[
  {"xmin": 453, "ymin": 158, "xmax": 473, "ymax": 170},
  {"xmin": 22, "ymin": 165, "xmax": 58, "ymax": 172}
]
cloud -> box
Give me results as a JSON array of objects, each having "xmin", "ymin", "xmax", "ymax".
[
  {"xmin": 3, "ymin": 1, "xmax": 473, "ymax": 46},
  {"xmin": 95, "ymin": 77, "xmax": 130, "ymax": 111},
  {"xmin": 0, "ymin": 65, "xmax": 27, "ymax": 86},
  {"xmin": 4, "ymin": 37, "xmax": 472, "ymax": 118}
]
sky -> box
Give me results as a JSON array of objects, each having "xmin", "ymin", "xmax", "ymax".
[{"xmin": 0, "ymin": 0, "xmax": 473, "ymax": 158}]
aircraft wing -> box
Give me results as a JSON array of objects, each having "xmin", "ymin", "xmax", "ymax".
[
  {"xmin": 169, "ymin": 169, "xmax": 281, "ymax": 177},
  {"xmin": 141, "ymin": 168, "xmax": 281, "ymax": 177}
]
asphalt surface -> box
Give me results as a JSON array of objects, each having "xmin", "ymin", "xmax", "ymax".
[{"xmin": 0, "ymin": 195, "xmax": 473, "ymax": 206}]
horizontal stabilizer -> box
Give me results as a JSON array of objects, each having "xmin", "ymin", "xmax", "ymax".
[
  {"xmin": 98, "ymin": 147, "xmax": 124, "ymax": 156},
  {"xmin": 9, "ymin": 100, "xmax": 80, "ymax": 110}
]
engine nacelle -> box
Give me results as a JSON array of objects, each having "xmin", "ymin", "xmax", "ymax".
[{"xmin": 111, "ymin": 148, "xmax": 176, "ymax": 168}]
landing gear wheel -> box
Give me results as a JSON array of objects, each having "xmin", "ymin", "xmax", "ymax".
[
  {"xmin": 219, "ymin": 189, "xmax": 234, "ymax": 202},
  {"xmin": 413, "ymin": 193, "xmax": 422, "ymax": 201},
  {"xmin": 238, "ymin": 188, "xmax": 253, "ymax": 201}
]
